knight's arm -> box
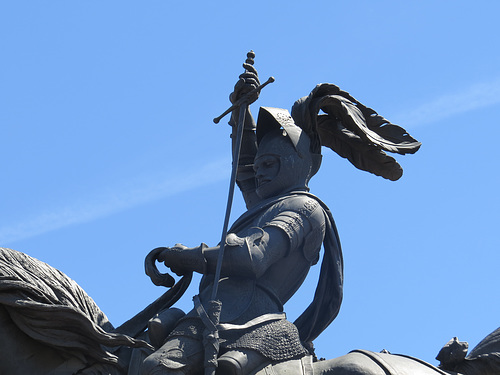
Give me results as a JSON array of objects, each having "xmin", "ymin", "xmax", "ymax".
[
  {"xmin": 158, "ymin": 226, "xmax": 290, "ymax": 279},
  {"xmin": 158, "ymin": 198, "xmax": 326, "ymax": 278},
  {"xmin": 228, "ymin": 64, "xmax": 260, "ymax": 209},
  {"xmin": 204, "ymin": 226, "xmax": 289, "ymax": 278},
  {"xmin": 229, "ymin": 109, "xmax": 259, "ymax": 208}
]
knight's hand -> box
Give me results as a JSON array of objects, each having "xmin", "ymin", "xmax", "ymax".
[
  {"xmin": 158, "ymin": 243, "xmax": 207, "ymax": 276},
  {"xmin": 229, "ymin": 63, "xmax": 260, "ymax": 105}
]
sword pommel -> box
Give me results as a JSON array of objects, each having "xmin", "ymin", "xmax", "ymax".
[{"xmin": 245, "ymin": 50, "xmax": 255, "ymax": 65}]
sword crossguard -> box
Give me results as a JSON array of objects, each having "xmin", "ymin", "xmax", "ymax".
[{"xmin": 213, "ymin": 76, "xmax": 275, "ymax": 124}]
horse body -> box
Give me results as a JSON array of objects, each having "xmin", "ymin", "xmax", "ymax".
[{"xmin": 249, "ymin": 351, "xmax": 454, "ymax": 375}]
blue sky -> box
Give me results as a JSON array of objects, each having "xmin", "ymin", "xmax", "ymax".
[{"xmin": 1, "ymin": 1, "xmax": 500, "ymax": 365}]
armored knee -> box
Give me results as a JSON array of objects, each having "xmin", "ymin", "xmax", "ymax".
[
  {"xmin": 217, "ymin": 349, "xmax": 267, "ymax": 375},
  {"xmin": 217, "ymin": 355, "xmax": 243, "ymax": 375},
  {"xmin": 148, "ymin": 308, "xmax": 186, "ymax": 349}
]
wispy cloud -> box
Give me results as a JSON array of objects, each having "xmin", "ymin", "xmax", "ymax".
[
  {"xmin": 0, "ymin": 159, "xmax": 229, "ymax": 245},
  {"xmin": 396, "ymin": 77, "xmax": 500, "ymax": 128}
]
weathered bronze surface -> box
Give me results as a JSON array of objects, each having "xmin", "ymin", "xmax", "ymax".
[{"xmin": 1, "ymin": 52, "xmax": 498, "ymax": 375}]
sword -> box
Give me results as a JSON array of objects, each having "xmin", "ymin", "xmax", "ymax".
[
  {"xmin": 211, "ymin": 51, "xmax": 274, "ymax": 301},
  {"xmin": 202, "ymin": 51, "xmax": 274, "ymax": 375}
]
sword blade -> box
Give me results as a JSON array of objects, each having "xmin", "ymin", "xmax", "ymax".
[{"xmin": 211, "ymin": 100, "xmax": 248, "ymax": 301}]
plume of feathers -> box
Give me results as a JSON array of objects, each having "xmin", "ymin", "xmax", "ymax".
[{"xmin": 291, "ymin": 83, "xmax": 421, "ymax": 181}]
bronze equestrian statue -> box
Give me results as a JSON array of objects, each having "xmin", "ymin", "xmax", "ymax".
[{"xmin": 1, "ymin": 52, "xmax": 498, "ymax": 375}]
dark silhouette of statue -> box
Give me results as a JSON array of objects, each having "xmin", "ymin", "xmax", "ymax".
[
  {"xmin": 140, "ymin": 91, "xmax": 344, "ymax": 374},
  {"xmin": 1, "ymin": 52, "xmax": 499, "ymax": 375}
]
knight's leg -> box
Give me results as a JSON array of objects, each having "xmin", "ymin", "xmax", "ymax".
[
  {"xmin": 217, "ymin": 349, "xmax": 268, "ymax": 375},
  {"xmin": 140, "ymin": 336, "xmax": 204, "ymax": 375}
]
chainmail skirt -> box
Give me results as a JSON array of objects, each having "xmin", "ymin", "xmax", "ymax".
[{"xmin": 169, "ymin": 316, "xmax": 308, "ymax": 361}]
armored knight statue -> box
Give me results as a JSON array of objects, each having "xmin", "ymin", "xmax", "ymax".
[
  {"xmin": 2, "ymin": 52, "xmax": 500, "ymax": 375},
  {"xmin": 140, "ymin": 59, "xmax": 343, "ymax": 375},
  {"xmin": 139, "ymin": 53, "xmax": 422, "ymax": 375}
]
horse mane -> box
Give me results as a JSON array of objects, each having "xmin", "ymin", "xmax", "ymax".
[{"xmin": 0, "ymin": 247, "xmax": 151, "ymax": 367}]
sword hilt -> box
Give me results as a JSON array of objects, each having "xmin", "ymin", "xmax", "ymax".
[
  {"xmin": 213, "ymin": 76, "xmax": 275, "ymax": 124},
  {"xmin": 213, "ymin": 50, "xmax": 274, "ymax": 124}
]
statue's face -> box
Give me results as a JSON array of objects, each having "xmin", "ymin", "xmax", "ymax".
[
  {"xmin": 254, "ymin": 154, "xmax": 281, "ymax": 199},
  {"xmin": 254, "ymin": 131, "xmax": 312, "ymax": 200}
]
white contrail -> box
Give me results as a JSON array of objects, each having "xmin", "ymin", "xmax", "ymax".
[
  {"xmin": 0, "ymin": 159, "xmax": 229, "ymax": 245},
  {"xmin": 396, "ymin": 77, "xmax": 500, "ymax": 128}
]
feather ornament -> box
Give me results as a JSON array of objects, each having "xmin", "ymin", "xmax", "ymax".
[{"xmin": 291, "ymin": 83, "xmax": 421, "ymax": 181}]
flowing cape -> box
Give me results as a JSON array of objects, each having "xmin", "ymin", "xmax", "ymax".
[
  {"xmin": 229, "ymin": 191, "xmax": 343, "ymax": 345},
  {"xmin": 0, "ymin": 247, "xmax": 151, "ymax": 366}
]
